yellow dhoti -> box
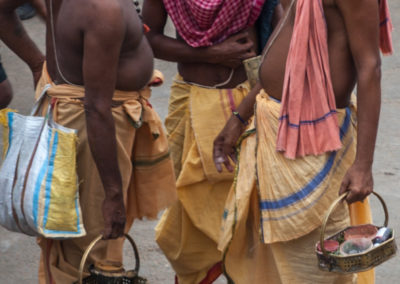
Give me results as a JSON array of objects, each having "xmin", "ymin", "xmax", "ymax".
[
  {"xmin": 219, "ymin": 90, "xmax": 374, "ymax": 284},
  {"xmin": 35, "ymin": 65, "xmax": 176, "ymax": 284},
  {"xmin": 155, "ymin": 76, "xmax": 250, "ymax": 284}
]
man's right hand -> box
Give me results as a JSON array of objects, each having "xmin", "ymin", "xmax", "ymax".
[
  {"xmin": 208, "ymin": 31, "xmax": 256, "ymax": 69},
  {"xmin": 102, "ymin": 193, "xmax": 126, "ymax": 239},
  {"xmin": 213, "ymin": 115, "xmax": 246, "ymax": 173}
]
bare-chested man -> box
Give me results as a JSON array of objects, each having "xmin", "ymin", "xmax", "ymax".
[
  {"xmin": 142, "ymin": 0, "xmax": 280, "ymax": 283},
  {"xmin": 0, "ymin": 0, "xmax": 176, "ymax": 282},
  {"xmin": 213, "ymin": 0, "xmax": 389, "ymax": 282}
]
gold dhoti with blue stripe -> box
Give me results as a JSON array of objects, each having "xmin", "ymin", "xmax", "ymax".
[{"xmin": 219, "ymin": 90, "xmax": 374, "ymax": 284}]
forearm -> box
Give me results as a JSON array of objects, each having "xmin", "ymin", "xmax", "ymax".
[
  {"xmin": 146, "ymin": 32, "xmax": 214, "ymax": 64},
  {"xmin": 0, "ymin": 9, "xmax": 44, "ymax": 72},
  {"xmin": 235, "ymin": 82, "xmax": 262, "ymax": 121},
  {"xmin": 354, "ymin": 65, "xmax": 381, "ymax": 167},
  {"xmin": 85, "ymin": 109, "xmax": 123, "ymax": 197}
]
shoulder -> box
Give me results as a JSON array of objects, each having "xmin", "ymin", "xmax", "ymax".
[{"xmin": 75, "ymin": 0, "xmax": 125, "ymax": 33}]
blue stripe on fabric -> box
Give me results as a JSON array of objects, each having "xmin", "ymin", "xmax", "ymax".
[
  {"xmin": 380, "ymin": 18, "xmax": 389, "ymax": 26},
  {"xmin": 269, "ymin": 96, "xmax": 281, "ymax": 103},
  {"xmin": 42, "ymin": 229, "xmax": 82, "ymax": 235},
  {"xmin": 33, "ymin": 130, "xmax": 53, "ymax": 227},
  {"xmin": 223, "ymin": 209, "xmax": 228, "ymax": 220},
  {"xmin": 279, "ymin": 110, "xmax": 337, "ymax": 128},
  {"xmin": 259, "ymin": 107, "xmax": 351, "ymax": 211},
  {"xmin": 74, "ymin": 195, "xmax": 81, "ymax": 234},
  {"xmin": 6, "ymin": 112, "xmax": 14, "ymax": 156},
  {"xmin": 42, "ymin": 131, "xmax": 59, "ymax": 229},
  {"xmin": 339, "ymin": 108, "xmax": 351, "ymax": 140}
]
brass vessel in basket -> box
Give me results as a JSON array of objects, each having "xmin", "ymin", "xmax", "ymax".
[
  {"xmin": 316, "ymin": 192, "xmax": 397, "ymax": 274},
  {"xmin": 76, "ymin": 234, "xmax": 147, "ymax": 284}
]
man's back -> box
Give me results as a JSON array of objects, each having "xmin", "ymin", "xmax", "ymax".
[{"xmin": 45, "ymin": 0, "xmax": 154, "ymax": 91}]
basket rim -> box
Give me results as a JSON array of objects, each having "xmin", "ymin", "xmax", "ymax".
[{"xmin": 316, "ymin": 228, "xmax": 396, "ymax": 259}]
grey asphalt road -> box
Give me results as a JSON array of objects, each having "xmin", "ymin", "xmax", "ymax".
[{"xmin": 1, "ymin": 1, "xmax": 399, "ymax": 283}]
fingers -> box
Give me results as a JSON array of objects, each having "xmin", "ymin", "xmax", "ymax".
[
  {"xmin": 213, "ymin": 137, "xmax": 235, "ymax": 173},
  {"xmin": 239, "ymin": 49, "xmax": 256, "ymax": 60},
  {"xmin": 339, "ymin": 174, "xmax": 350, "ymax": 196},
  {"xmin": 103, "ymin": 217, "xmax": 125, "ymax": 239},
  {"xmin": 213, "ymin": 146, "xmax": 233, "ymax": 173},
  {"xmin": 339, "ymin": 170, "xmax": 373, "ymax": 204},
  {"xmin": 213, "ymin": 138, "xmax": 225, "ymax": 173},
  {"xmin": 228, "ymin": 151, "xmax": 237, "ymax": 164},
  {"xmin": 229, "ymin": 31, "xmax": 249, "ymax": 42},
  {"xmin": 103, "ymin": 201, "xmax": 126, "ymax": 240},
  {"xmin": 214, "ymin": 156, "xmax": 224, "ymax": 173},
  {"xmin": 346, "ymin": 187, "xmax": 372, "ymax": 204},
  {"xmin": 339, "ymin": 174, "xmax": 361, "ymax": 203},
  {"xmin": 224, "ymin": 157, "xmax": 234, "ymax": 173}
]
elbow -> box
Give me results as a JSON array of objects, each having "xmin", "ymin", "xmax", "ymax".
[
  {"xmin": 144, "ymin": 31, "xmax": 163, "ymax": 58},
  {"xmin": 357, "ymin": 57, "xmax": 381, "ymax": 83},
  {"xmin": 145, "ymin": 31, "xmax": 157, "ymax": 49}
]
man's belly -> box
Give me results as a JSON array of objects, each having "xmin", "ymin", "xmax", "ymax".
[
  {"xmin": 178, "ymin": 62, "xmax": 248, "ymax": 89},
  {"xmin": 116, "ymin": 40, "xmax": 155, "ymax": 91}
]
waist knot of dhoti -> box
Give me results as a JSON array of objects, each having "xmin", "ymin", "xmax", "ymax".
[{"xmin": 35, "ymin": 64, "xmax": 162, "ymax": 138}]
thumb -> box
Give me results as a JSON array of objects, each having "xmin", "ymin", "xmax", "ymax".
[{"xmin": 339, "ymin": 174, "xmax": 350, "ymax": 196}]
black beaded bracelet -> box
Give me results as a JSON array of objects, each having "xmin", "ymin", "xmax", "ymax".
[{"xmin": 232, "ymin": 110, "xmax": 249, "ymax": 126}]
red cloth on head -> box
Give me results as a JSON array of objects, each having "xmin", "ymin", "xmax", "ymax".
[
  {"xmin": 276, "ymin": 0, "xmax": 393, "ymax": 159},
  {"xmin": 163, "ymin": 0, "xmax": 266, "ymax": 47}
]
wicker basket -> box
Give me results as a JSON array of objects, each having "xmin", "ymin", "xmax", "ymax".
[
  {"xmin": 316, "ymin": 192, "xmax": 397, "ymax": 273},
  {"xmin": 76, "ymin": 234, "xmax": 147, "ymax": 284}
]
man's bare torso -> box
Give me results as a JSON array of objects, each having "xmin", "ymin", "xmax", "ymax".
[
  {"xmin": 45, "ymin": 0, "xmax": 154, "ymax": 91},
  {"xmin": 260, "ymin": 0, "xmax": 356, "ymax": 108}
]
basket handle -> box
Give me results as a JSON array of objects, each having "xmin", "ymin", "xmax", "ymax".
[
  {"xmin": 78, "ymin": 233, "xmax": 140, "ymax": 284},
  {"xmin": 320, "ymin": 191, "xmax": 389, "ymax": 256}
]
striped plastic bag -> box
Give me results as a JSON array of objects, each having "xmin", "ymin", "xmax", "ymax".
[{"xmin": 0, "ymin": 84, "xmax": 86, "ymax": 238}]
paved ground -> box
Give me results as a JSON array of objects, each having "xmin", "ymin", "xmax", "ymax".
[{"xmin": 0, "ymin": 1, "xmax": 399, "ymax": 283}]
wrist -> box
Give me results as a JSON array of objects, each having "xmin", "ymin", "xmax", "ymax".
[
  {"xmin": 232, "ymin": 109, "xmax": 249, "ymax": 126},
  {"xmin": 353, "ymin": 158, "xmax": 373, "ymax": 170},
  {"xmin": 104, "ymin": 186, "xmax": 123, "ymax": 200},
  {"xmin": 203, "ymin": 45, "xmax": 219, "ymax": 64}
]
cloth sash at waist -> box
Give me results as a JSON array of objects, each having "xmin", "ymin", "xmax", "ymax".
[{"xmin": 35, "ymin": 63, "xmax": 162, "ymax": 138}]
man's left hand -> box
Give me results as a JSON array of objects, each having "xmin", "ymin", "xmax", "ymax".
[{"xmin": 339, "ymin": 162, "xmax": 373, "ymax": 203}]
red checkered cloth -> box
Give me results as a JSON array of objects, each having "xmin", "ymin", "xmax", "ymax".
[{"xmin": 163, "ymin": 0, "xmax": 266, "ymax": 47}]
